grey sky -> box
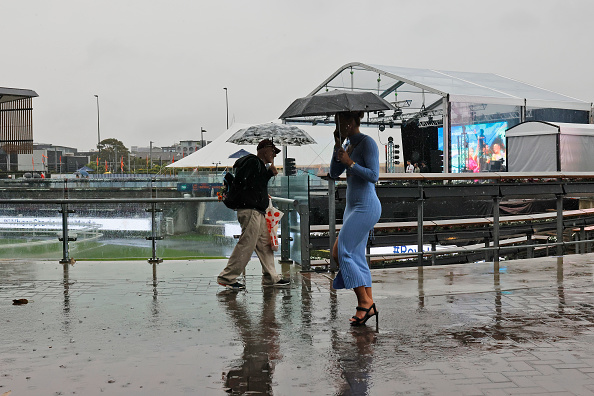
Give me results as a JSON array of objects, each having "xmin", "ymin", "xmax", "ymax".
[{"xmin": 1, "ymin": 0, "xmax": 592, "ymax": 151}]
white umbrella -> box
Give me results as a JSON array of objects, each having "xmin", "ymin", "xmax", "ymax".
[{"xmin": 226, "ymin": 123, "xmax": 316, "ymax": 146}]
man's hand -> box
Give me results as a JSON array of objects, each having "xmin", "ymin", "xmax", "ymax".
[{"xmin": 269, "ymin": 163, "xmax": 279, "ymax": 176}]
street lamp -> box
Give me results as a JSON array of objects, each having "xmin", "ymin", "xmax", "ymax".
[
  {"xmin": 223, "ymin": 87, "xmax": 229, "ymax": 130},
  {"xmin": 201, "ymin": 128, "xmax": 207, "ymax": 148},
  {"xmin": 149, "ymin": 141, "xmax": 153, "ymax": 175},
  {"xmin": 94, "ymin": 95, "xmax": 101, "ymax": 168}
]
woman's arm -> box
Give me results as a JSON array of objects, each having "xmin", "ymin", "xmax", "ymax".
[
  {"xmin": 329, "ymin": 146, "xmax": 347, "ymax": 178},
  {"xmin": 349, "ymin": 137, "xmax": 379, "ymax": 183}
]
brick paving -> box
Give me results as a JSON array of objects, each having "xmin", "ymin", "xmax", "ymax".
[{"xmin": 1, "ymin": 255, "xmax": 594, "ymax": 395}]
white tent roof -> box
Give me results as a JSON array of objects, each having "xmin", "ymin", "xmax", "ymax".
[
  {"xmin": 167, "ymin": 121, "xmax": 397, "ymax": 173},
  {"xmin": 166, "ymin": 123, "xmax": 256, "ymax": 168},
  {"xmin": 507, "ymin": 121, "xmax": 594, "ymax": 137}
]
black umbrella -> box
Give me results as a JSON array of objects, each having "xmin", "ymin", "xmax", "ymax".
[{"xmin": 280, "ymin": 89, "xmax": 396, "ymax": 119}]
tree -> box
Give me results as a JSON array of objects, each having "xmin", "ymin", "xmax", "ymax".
[{"xmin": 90, "ymin": 138, "xmax": 130, "ymax": 173}]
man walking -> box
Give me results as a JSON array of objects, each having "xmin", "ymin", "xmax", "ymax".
[{"xmin": 218, "ymin": 138, "xmax": 290, "ymax": 290}]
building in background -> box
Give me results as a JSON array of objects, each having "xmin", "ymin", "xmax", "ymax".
[
  {"xmin": 130, "ymin": 140, "xmax": 210, "ymax": 164},
  {"xmin": 0, "ymin": 87, "xmax": 38, "ymax": 173}
]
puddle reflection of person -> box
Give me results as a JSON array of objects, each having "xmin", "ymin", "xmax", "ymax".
[
  {"xmin": 332, "ymin": 328, "xmax": 377, "ymax": 394},
  {"xmin": 219, "ymin": 288, "xmax": 280, "ymax": 394}
]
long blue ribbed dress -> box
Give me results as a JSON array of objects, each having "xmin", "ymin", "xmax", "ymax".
[{"xmin": 330, "ymin": 133, "xmax": 381, "ymax": 290}]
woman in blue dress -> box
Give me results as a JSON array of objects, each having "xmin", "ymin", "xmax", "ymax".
[{"xmin": 330, "ymin": 111, "xmax": 382, "ymax": 326}]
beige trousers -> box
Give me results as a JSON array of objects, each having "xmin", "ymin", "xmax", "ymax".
[{"xmin": 217, "ymin": 209, "xmax": 280, "ymax": 285}]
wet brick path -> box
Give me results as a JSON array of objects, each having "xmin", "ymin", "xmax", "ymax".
[{"xmin": 1, "ymin": 256, "xmax": 594, "ymax": 395}]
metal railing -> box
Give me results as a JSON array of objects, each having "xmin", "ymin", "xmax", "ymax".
[
  {"xmin": 0, "ymin": 195, "xmax": 308, "ymax": 266},
  {"xmin": 318, "ymin": 172, "xmax": 594, "ymax": 270}
]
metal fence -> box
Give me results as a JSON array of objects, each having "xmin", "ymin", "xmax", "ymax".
[{"xmin": 318, "ymin": 172, "xmax": 594, "ymax": 270}]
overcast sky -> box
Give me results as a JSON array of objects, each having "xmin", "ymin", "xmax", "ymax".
[{"xmin": 1, "ymin": 0, "xmax": 592, "ymax": 151}]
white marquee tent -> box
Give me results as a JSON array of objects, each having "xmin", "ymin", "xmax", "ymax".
[
  {"xmin": 167, "ymin": 122, "xmax": 402, "ymax": 174},
  {"xmin": 506, "ymin": 121, "xmax": 594, "ymax": 172}
]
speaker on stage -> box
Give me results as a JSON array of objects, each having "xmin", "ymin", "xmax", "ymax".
[{"xmin": 430, "ymin": 150, "xmax": 443, "ymax": 173}]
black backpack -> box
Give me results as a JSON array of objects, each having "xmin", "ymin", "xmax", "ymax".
[
  {"xmin": 221, "ymin": 171, "xmax": 239, "ymax": 209},
  {"xmin": 220, "ymin": 154, "xmax": 264, "ymax": 210}
]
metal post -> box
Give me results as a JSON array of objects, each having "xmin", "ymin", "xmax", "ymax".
[
  {"xmin": 442, "ymin": 96, "xmax": 451, "ymax": 173},
  {"xmin": 580, "ymin": 226, "xmax": 586, "ymax": 254},
  {"xmin": 526, "ymin": 233, "xmax": 534, "ymax": 258},
  {"xmin": 279, "ymin": 204, "xmax": 291, "ymax": 262},
  {"xmin": 328, "ymin": 178, "xmax": 338, "ymax": 272},
  {"xmin": 417, "ymin": 182, "xmax": 424, "ymax": 267},
  {"xmin": 493, "ymin": 197, "xmax": 500, "ymax": 264},
  {"xmin": 59, "ymin": 179, "xmax": 76, "ymax": 264},
  {"xmin": 224, "ymin": 88, "xmax": 229, "ymax": 129},
  {"xmin": 146, "ymin": 201, "xmax": 163, "ymax": 264},
  {"xmin": 94, "ymin": 95, "xmax": 101, "ymax": 148},
  {"xmin": 556, "ymin": 194, "xmax": 564, "ymax": 256},
  {"xmin": 147, "ymin": 180, "xmax": 163, "ymax": 264},
  {"xmin": 280, "ymin": 172, "xmax": 291, "ymax": 263},
  {"xmin": 59, "ymin": 203, "xmax": 71, "ymax": 263},
  {"xmin": 149, "ymin": 141, "xmax": 153, "ymax": 174},
  {"xmin": 299, "ymin": 203, "xmax": 310, "ymax": 271}
]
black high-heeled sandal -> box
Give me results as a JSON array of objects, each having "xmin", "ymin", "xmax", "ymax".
[{"xmin": 350, "ymin": 303, "xmax": 378, "ymax": 327}]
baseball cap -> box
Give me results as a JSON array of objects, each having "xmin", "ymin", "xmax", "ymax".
[{"xmin": 257, "ymin": 138, "xmax": 281, "ymax": 154}]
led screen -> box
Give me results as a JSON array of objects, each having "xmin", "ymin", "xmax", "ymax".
[{"xmin": 438, "ymin": 121, "xmax": 507, "ymax": 172}]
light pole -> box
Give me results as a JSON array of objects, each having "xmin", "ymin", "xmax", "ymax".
[
  {"xmin": 201, "ymin": 128, "xmax": 207, "ymax": 148},
  {"xmin": 94, "ymin": 95, "xmax": 101, "ymax": 164},
  {"xmin": 223, "ymin": 87, "xmax": 229, "ymax": 129},
  {"xmin": 94, "ymin": 95, "xmax": 101, "ymax": 145},
  {"xmin": 149, "ymin": 141, "xmax": 153, "ymax": 174},
  {"xmin": 212, "ymin": 161, "xmax": 221, "ymax": 173}
]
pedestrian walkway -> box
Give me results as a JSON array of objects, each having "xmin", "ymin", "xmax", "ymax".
[{"xmin": 1, "ymin": 254, "xmax": 594, "ymax": 395}]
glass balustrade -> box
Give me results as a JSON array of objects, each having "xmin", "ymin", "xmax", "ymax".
[{"xmin": 0, "ymin": 175, "xmax": 308, "ymax": 263}]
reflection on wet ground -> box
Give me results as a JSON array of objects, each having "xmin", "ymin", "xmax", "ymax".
[{"xmin": 2, "ymin": 255, "xmax": 594, "ymax": 395}]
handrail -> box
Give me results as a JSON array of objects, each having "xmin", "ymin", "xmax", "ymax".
[
  {"xmin": 319, "ymin": 173, "xmax": 594, "ymax": 270},
  {"xmin": 325, "ymin": 171, "xmax": 594, "ymax": 181},
  {"xmin": 0, "ymin": 195, "xmax": 299, "ymax": 206},
  {"xmin": 310, "ymin": 208, "xmax": 594, "ymax": 233}
]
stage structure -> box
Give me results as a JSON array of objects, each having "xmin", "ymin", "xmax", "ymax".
[
  {"xmin": 283, "ymin": 63, "xmax": 594, "ymax": 173},
  {"xmin": 0, "ymin": 87, "xmax": 38, "ymax": 171}
]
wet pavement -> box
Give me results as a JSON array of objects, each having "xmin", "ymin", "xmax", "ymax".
[{"xmin": 2, "ymin": 255, "xmax": 594, "ymax": 395}]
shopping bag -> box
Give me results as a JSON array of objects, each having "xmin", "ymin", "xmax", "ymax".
[{"xmin": 265, "ymin": 199, "xmax": 284, "ymax": 251}]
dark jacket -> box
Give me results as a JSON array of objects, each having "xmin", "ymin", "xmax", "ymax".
[{"xmin": 233, "ymin": 154, "xmax": 274, "ymax": 213}]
